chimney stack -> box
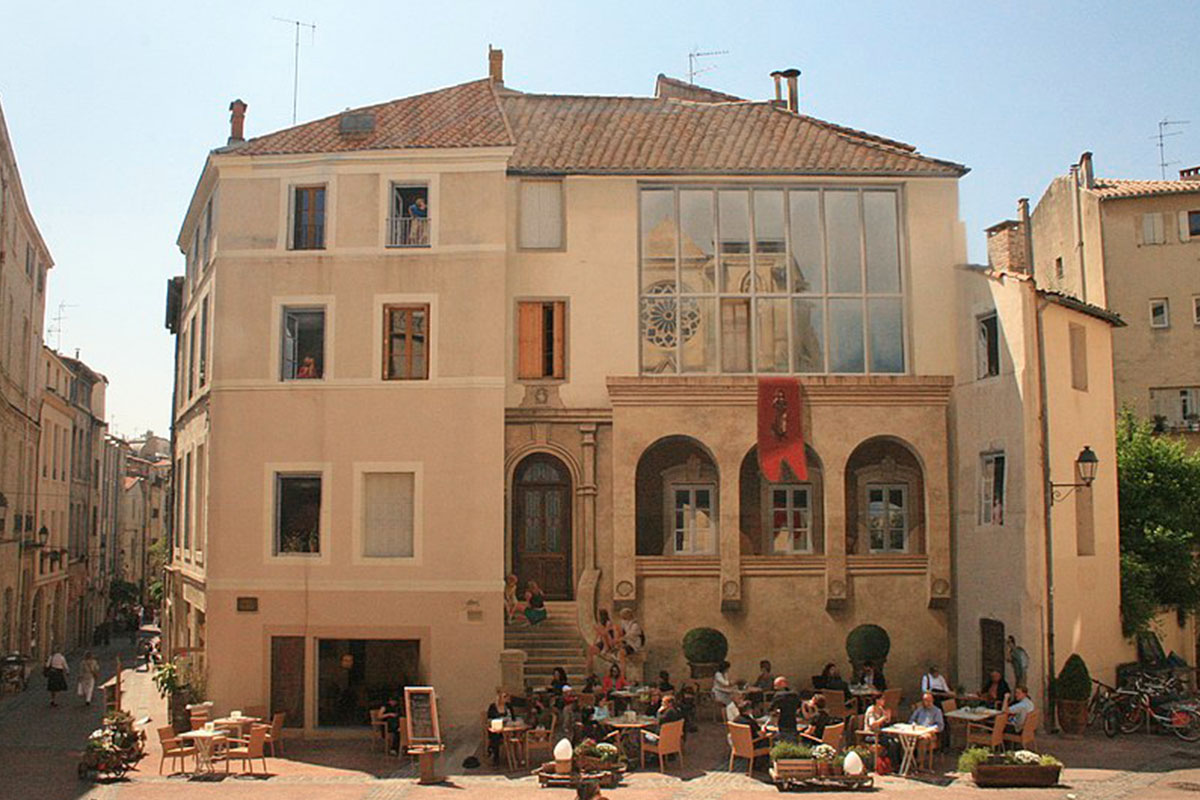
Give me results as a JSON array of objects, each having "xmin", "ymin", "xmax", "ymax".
[
  {"xmin": 769, "ymin": 70, "xmax": 784, "ymax": 104},
  {"xmin": 488, "ymin": 45, "xmax": 504, "ymax": 85},
  {"xmin": 1078, "ymin": 151, "xmax": 1094, "ymax": 189},
  {"xmin": 778, "ymin": 68, "xmax": 801, "ymax": 113},
  {"xmin": 228, "ymin": 99, "xmax": 247, "ymax": 145}
]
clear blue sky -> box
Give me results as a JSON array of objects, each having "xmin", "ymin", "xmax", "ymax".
[{"xmin": 1, "ymin": 1, "xmax": 1196, "ymax": 435}]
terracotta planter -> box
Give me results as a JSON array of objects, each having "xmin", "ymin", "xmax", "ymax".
[
  {"xmin": 972, "ymin": 764, "xmax": 1062, "ymax": 787},
  {"xmin": 1057, "ymin": 699, "xmax": 1088, "ymax": 735}
]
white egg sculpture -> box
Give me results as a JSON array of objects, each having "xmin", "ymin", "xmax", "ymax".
[
  {"xmin": 843, "ymin": 750, "xmax": 865, "ymax": 776},
  {"xmin": 554, "ymin": 738, "xmax": 573, "ymax": 760}
]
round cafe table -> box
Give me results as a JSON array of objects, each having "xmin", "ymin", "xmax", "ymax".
[
  {"xmin": 214, "ymin": 715, "xmax": 261, "ymax": 739},
  {"xmin": 603, "ymin": 716, "xmax": 657, "ymax": 764},
  {"xmin": 177, "ymin": 729, "xmax": 228, "ymax": 774}
]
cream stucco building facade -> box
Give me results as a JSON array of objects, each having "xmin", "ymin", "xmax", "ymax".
[{"xmin": 168, "ymin": 54, "xmax": 1130, "ymax": 736}]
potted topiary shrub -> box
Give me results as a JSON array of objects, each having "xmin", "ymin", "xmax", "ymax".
[
  {"xmin": 1055, "ymin": 653, "xmax": 1091, "ymax": 735},
  {"xmin": 845, "ymin": 624, "xmax": 891, "ymax": 677},
  {"xmin": 681, "ymin": 627, "xmax": 728, "ymax": 678}
]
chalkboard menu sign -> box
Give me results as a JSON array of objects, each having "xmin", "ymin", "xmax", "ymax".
[{"xmin": 404, "ymin": 686, "xmax": 441, "ymax": 744}]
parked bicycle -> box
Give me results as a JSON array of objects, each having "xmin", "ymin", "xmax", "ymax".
[
  {"xmin": 1087, "ymin": 678, "xmax": 1116, "ymax": 728},
  {"xmin": 1112, "ymin": 687, "xmax": 1200, "ymax": 741}
]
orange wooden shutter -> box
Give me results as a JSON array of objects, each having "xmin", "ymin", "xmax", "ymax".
[
  {"xmin": 551, "ymin": 302, "xmax": 565, "ymax": 378},
  {"xmin": 517, "ymin": 303, "xmax": 542, "ymax": 378}
]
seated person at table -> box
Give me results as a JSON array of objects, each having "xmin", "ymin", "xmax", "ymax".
[
  {"xmin": 798, "ymin": 694, "xmax": 834, "ymax": 743},
  {"xmin": 712, "ymin": 661, "xmax": 736, "ymax": 707},
  {"xmin": 602, "ymin": 664, "xmax": 627, "ymax": 694},
  {"xmin": 530, "ymin": 697, "xmax": 555, "ymax": 731},
  {"xmin": 644, "ymin": 694, "xmax": 686, "ymax": 745},
  {"xmin": 909, "ymin": 692, "xmax": 946, "ymax": 732},
  {"xmin": 731, "ymin": 698, "xmax": 764, "ymax": 739},
  {"xmin": 657, "ymin": 670, "xmax": 675, "ymax": 693},
  {"xmin": 769, "ymin": 676, "xmax": 803, "ymax": 741},
  {"xmin": 858, "ymin": 660, "xmax": 887, "ymax": 690},
  {"xmin": 676, "ymin": 681, "xmax": 699, "ymax": 733},
  {"xmin": 921, "ymin": 665, "xmax": 951, "ymax": 699},
  {"xmin": 485, "ymin": 689, "xmax": 517, "ymax": 766},
  {"xmin": 1005, "ymin": 686, "xmax": 1035, "ymax": 734},
  {"xmin": 815, "ymin": 662, "xmax": 849, "ymax": 692},
  {"xmin": 578, "ymin": 696, "xmax": 612, "ymax": 741},
  {"xmin": 582, "ymin": 673, "xmax": 601, "ymax": 694},
  {"xmin": 862, "ymin": 693, "xmax": 901, "ymax": 767},
  {"xmin": 551, "ymin": 666, "xmax": 570, "ymax": 693},
  {"xmin": 981, "ymin": 669, "xmax": 1012, "ymax": 708},
  {"xmin": 754, "ymin": 660, "xmax": 774, "ymax": 691}
]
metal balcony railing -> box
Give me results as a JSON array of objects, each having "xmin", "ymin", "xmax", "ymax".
[{"xmin": 388, "ymin": 215, "xmax": 430, "ymax": 247}]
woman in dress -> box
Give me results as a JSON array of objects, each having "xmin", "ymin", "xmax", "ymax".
[
  {"xmin": 45, "ymin": 647, "xmax": 69, "ymax": 707},
  {"xmin": 523, "ymin": 581, "xmax": 548, "ymax": 625},
  {"xmin": 712, "ymin": 660, "xmax": 736, "ymax": 710}
]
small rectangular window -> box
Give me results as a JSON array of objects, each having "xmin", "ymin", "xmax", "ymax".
[
  {"xmin": 1054, "ymin": 256, "xmax": 1064, "ymax": 279},
  {"xmin": 770, "ymin": 485, "xmax": 812, "ymax": 553},
  {"xmin": 275, "ymin": 473, "xmax": 321, "ymax": 555},
  {"xmin": 388, "ymin": 185, "xmax": 429, "ymax": 247},
  {"xmin": 1150, "ymin": 298, "xmax": 1170, "ymax": 329},
  {"xmin": 980, "ymin": 453, "xmax": 1006, "ymax": 525},
  {"xmin": 281, "ymin": 307, "xmax": 325, "ymax": 380},
  {"xmin": 24, "ymin": 244, "xmax": 33, "ymax": 277},
  {"xmin": 384, "ymin": 304, "xmax": 430, "ymax": 380},
  {"xmin": 866, "ymin": 484, "xmax": 907, "ymax": 552},
  {"xmin": 292, "ymin": 186, "xmax": 326, "ymax": 250},
  {"xmin": 37, "ymin": 264, "xmax": 45, "ymax": 294},
  {"xmin": 198, "ymin": 297, "xmax": 210, "ymax": 386},
  {"xmin": 203, "ymin": 197, "xmax": 214, "ymax": 263},
  {"xmin": 977, "ymin": 313, "xmax": 1000, "ymax": 379},
  {"xmin": 672, "ymin": 485, "xmax": 715, "ymax": 554},
  {"xmin": 1142, "ymin": 212, "xmax": 1165, "ymax": 245},
  {"xmin": 517, "ymin": 301, "xmax": 565, "ymax": 379},
  {"xmin": 362, "ymin": 472, "xmax": 415, "ymax": 557},
  {"xmin": 1192, "ymin": 296, "xmax": 1200, "ymax": 326},
  {"xmin": 1069, "ymin": 323, "xmax": 1088, "ymax": 391},
  {"xmin": 1189, "ymin": 211, "xmax": 1200, "ymax": 238},
  {"xmin": 519, "ymin": 181, "xmax": 564, "ymax": 249},
  {"xmin": 1076, "ymin": 482, "xmax": 1095, "ymax": 556}
]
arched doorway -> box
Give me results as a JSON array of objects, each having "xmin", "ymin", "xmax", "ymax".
[{"xmin": 512, "ymin": 454, "xmax": 573, "ymax": 599}]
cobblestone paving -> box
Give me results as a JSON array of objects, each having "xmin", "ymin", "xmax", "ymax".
[{"xmin": 6, "ymin": 653, "xmax": 1200, "ymax": 800}]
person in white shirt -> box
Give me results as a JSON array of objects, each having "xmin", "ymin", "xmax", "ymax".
[
  {"xmin": 45, "ymin": 648, "xmax": 69, "ymax": 707},
  {"xmin": 921, "ymin": 665, "xmax": 952, "ymax": 699},
  {"xmin": 712, "ymin": 661, "xmax": 736, "ymax": 706},
  {"xmin": 1006, "ymin": 686, "xmax": 1036, "ymax": 733}
]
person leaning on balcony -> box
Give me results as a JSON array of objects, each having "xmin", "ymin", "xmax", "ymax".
[
  {"xmin": 1005, "ymin": 686, "xmax": 1035, "ymax": 734},
  {"xmin": 523, "ymin": 581, "xmax": 547, "ymax": 626},
  {"xmin": 407, "ymin": 196, "xmax": 428, "ymax": 245}
]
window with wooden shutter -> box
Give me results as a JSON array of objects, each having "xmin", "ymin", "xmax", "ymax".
[
  {"xmin": 292, "ymin": 186, "xmax": 326, "ymax": 250},
  {"xmin": 516, "ymin": 301, "xmax": 565, "ymax": 379},
  {"xmin": 384, "ymin": 304, "xmax": 430, "ymax": 380}
]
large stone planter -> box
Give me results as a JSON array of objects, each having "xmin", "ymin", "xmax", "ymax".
[
  {"xmin": 1057, "ymin": 699, "xmax": 1088, "ymax": 735},
  {"xmin": 972, "ymin": 764, "xmax": 1062, "ymax": 787},
  {"xmin": 688, "ymin": 661, "xmax": 719, "ymax": 679}
]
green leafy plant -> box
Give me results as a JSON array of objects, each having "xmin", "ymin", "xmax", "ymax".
[
  {"xmin": 152, "ymin": 662, "xmax": 180, "ymax": 698},
  {"xmin": 770, "ymin": 741, "xmax": 813, "ymax": 761},
  {"xmin": 845, "ymin": 624, "xmax": 891, "ymax": 670},
  {"xmin": 957, "ymin": 746, "xmax": 993, "ymax": 773},
  {"xmin": 1055, "ymin": 654, "xmax": 1091, "ymax": 702},
  {"xmin": 681, "ymin": 627, "xmax": 728, "ymax": 664},
  {"xmin": 1038, "ymin": 754, "xmax": 1063, "ymax": 767}
]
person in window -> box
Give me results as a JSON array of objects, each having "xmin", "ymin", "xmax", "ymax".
[
  {"xmin": 523, "ymin": 581, "xmax": 547, "ymax": 626},
  {"xmin": 858, "ymin": 660, "xmax": 886, "ymax": 691},
  {"xmin": 981, "ymin": 669, "xmax": 1012, "ymax": 709},
  {"xmin": 921, "ymin": 665, "xmax": 952, "ymax": 703},
  {"xmin": 1005, "ymin": 686, "xmax": 1035, "ymax": 734},
  {"xmin": 406, "ymin": 196, "xmax": 429, "ymax": 245},
  {"xmin": 485, "ymin": 689, "xmax": 517, "ymax": 767},
  {"xmin": 296, "ymin": 355, "xmax": 319, "ymax": 379},
  {"xmin": 768, "ymin": 676, "xmax": 803, "ymax": 742},
  {"xmin": 586, "ymin": 609, "xmax": 618, "ymax": 673}
]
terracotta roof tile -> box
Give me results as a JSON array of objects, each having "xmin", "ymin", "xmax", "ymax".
[
  {"xmin": 1092, "ymin": 178, "xmax": 1200, "ymax": 200},
  {"xmin": 227, "ymin": 76, "xmax": 967, "ymax": 177},
  {"xmin": 231, "ymin": 79, "xmax": 512, "ymax": 156}
]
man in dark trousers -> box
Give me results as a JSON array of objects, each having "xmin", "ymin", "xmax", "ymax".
[{"xmin": 769, "ymin": 676, "xmax": 803, "ymax": 742}]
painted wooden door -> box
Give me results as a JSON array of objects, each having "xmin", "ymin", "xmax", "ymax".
[{"xmin": 512, "ymin": 455, "xmax": 572, "ymax": 599}]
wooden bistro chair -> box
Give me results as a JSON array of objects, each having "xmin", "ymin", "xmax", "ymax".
[
  {"xmin": 157, "ymin": 725, "xmax": 196, "ymax": 775},
  {"xmin": 966, "ymin": 712, "xmax": 1006, "ymax": 752},
  {"xmin": 263, "ymin": 712, "xmax": 286, "ymax": 756},
  {"xmin": 502, "ymin": 726, "xmax": 527, "ymax": 771},
  {"xmin": 369, "ymin": 708, "xmax": 389, "ymax": 752},
  {"xmin": 641, "ymin": 719, "xmax": 684, "ymax": 772},
  {"xmin": 525, "ymin": 713, "xmax": 558, "ymax": 766},
  {"xmin": 727, "ymin": 722, "xmax": 772, "ymax": 778},
  {"xmin": 823, "ymin": 689, "xmax": 853, "ymax": 719},
  {"xmin": 882, "ymin": 688, "xmax": 903, "ymax": 715},
  {"xmin": 1002, "ymin": 709, "xmax": 1039, "ymax": 751},
  {"xmin": 244, "ymin": 705, "xmax": 268, "ymax": 721},
  {"xmin": 189, "ymin": 708, "xmax": 210, "ymax": 730},
  {"xmin": 226, "ymin": 724, "xmax": 270, "ymax": 775}
]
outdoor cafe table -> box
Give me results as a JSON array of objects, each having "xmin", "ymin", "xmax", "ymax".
[
  {"xmin": 498, "ymin": 720, "xmax": 529, "ymax": 771},
  {"xmin": 881, "ymin": 723, "xmax": 938, "ymax": 777},
  {"xmin": 610, "ymin": 687, "xmax": 655, "ymax": 713},
  {"xmin": 177, "ymin": 728, "xmax": 229, "ymax": 774},
  {"xmin": 847, "ymin": 684, "xmax": 881, "ymax": 713},
  {"xmin": 213, "ymin": 715, "xmax": 261, "ymax": 739},
  {"xmin": 603, "ymin": 715, "xmax": 657, "ymax": 762},
  {"xmin": 944, "ymin": 706, "xmax": 1002, "ymax": 748}
]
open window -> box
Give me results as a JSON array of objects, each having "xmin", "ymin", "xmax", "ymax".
[
  {"xmin": 517, "ymin": 301, "xmax": 565, "ymax": 380},
  {"xmin": 275, "ymin": 473, "xmax": 321, "ymax": 555},
  {"xmin": 980, "ymin": 452, "xmax": 1005, "ymax": 526},
  {"xmin": 281, "ymin": 307, "xmax": 325, "ymax": 380},
  {"xmin": 388, "ymin": 185, "xmax": 429, "ymax": 247},
  {"xmin": 977, "ymin": 313, "xmax": 999, "ymax": 379}
]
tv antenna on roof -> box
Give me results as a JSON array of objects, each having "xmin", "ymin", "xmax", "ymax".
[
  {"xmin": 1152, "ymin": 117, "xmax": 1190, "ymax": 179},
  {"xmin": 47, "ymin": 301, "xmax": 77, "ymax": 352},
  {"xmin": 687, "ymin": 48, "xmax": 729, "ymax": 84},
  {"xmin": 274, "ymin": 17, "xmax": 317, "ymax": 125}
]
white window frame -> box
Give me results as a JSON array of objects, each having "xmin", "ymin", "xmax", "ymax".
[
  {"xmin": 1150, "ymin": 298, "xmax": 1170, "ymax": 329},
  {"xmin": 272, "ymin": 296, "xmax": 335, "ymax": 382},
  {"xmin": 977, "ymin": 312, "xmax": 1000, "ymax": 379},
  {"xmin": 767, "ymin": 483, "xmax": 813, "ymax": 554},
  {"xmin": 264, "ymin": 463, "xmax": 331, "ymax": 563},
  {"xmin": 351, "ymin": 462, "xmax": 424, "ymax": 565},
  {"xmin": 866, "ymin": 483, "xmax": 908, "ymax": 553},
  {"xmin": 386, "ymin": 182, "xmax": 432, "ymax": 248},
  {"xmin": 979, "ymin": 452, "xmax": 1006, "ymax": 526},
  {"xmin": 666, "ymin": 483, "xmax": 717, "ymax": 555},
  {"xmin": 281, "ymin": 176, "xmax": 336, "ymax": 252}
]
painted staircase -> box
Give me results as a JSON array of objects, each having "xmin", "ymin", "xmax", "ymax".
[{"xmin": 504, "ymin": 600, "xmax": 589, "ymax": 688}]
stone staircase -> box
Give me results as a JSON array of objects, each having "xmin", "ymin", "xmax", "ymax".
[{"xmin": 504, "ymin": 600, "xmax": 589, "ymax": 688}]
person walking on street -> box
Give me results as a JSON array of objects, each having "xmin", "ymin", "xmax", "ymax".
[
  {"xmin": 45, "ymin": 647, "xmax": 69, "ymax": 707},
  {"xmin": 77, "ymin": 651, "xmax": 101, "ymax": 706}
]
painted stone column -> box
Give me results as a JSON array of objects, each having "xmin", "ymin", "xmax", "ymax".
[
  {"xmin": 923, "ymin": 427, "xmax": 952, "ymax": 609},
  {"xmin": 576, "ymin": 423, "xmax": 601, "ymax": 634},
  {"xmin": 824, "ymin": 452, "xmax": 849, "ymax": 610},
  {"xmin": 718, "ymin": 446, "xmax": 742, "ymax": 612},
  {"xmin": 610, "ymin": 410, "xmax": 638, "ymax": 609}
]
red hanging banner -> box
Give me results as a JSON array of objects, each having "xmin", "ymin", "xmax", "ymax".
[{"xmin": 757, "ymin": 377, "xmax": 807, "ymax": 483}]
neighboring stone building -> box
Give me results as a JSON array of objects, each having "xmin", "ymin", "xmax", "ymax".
[
  {"xmin": 1026, "ymin": 154, "xmax": 1200, "ymax": 438},
  {"xmin": 118, "ymin": 434, "xmax": 170, "ymax": 595},
  {"xmin": 167, "ymin": 51, "xmax": 1128, "ymax": 735},
  {"xmin": 32, "ymin": 347, "xmax": 74, "ymax": 658},
  {"xmin": 0, "ymin": 100, "xmax": 53, "ymax": 659}
]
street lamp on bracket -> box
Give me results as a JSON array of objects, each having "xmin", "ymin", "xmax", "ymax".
[{"xmin": 1049, "ymin": 446, "xmax": 1099, "ymax": 505}]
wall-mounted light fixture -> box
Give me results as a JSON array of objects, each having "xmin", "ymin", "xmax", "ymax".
[{"xmin": 1050, "ymin": 446, "xmax": 1099, "ymax": 504}]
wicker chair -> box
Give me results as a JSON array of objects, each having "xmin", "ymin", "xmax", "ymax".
[
  {"xmin": 157, "ymin": 725, "xmax": 195, "ymax": 774},
  {"xmin": 226, "ymin": 725, "xmax": 269, "ymax": 775},
  {"xmin": 966, "ymin": 712, "xmax": 1006, "ymax": 751},
  {"xmin": 640, "ymin": 719, "xmax": 684, "ymax": 772},
  {"xmin": 726, "ymin": 722, "xmax": 772, "ymax": 777},
  {"xmin": 262, "ymin": 712, "xmax": 286, "ymax": 756},
  {"xmin": 1002, "ymin": 709, "xmax": 1039, "ymax": 751}
]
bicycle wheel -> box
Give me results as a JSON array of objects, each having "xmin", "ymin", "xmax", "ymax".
[
  {"xmin": 1172, "ymin": 708, "xmax": 1200, "ymax": 742},
  {"xmin": 1119, "ymin": 700, "xmax": 1144, "ymax": 734},
  {"xmin": 1087, "ymin": 695, "xmax": 1100, "ymax": 727},
  {"xmin": 1102, "ymin": 704, "xmax": 1120, "ymax": 738}
]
